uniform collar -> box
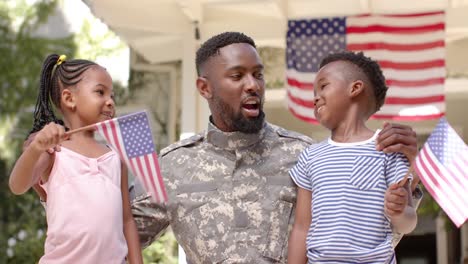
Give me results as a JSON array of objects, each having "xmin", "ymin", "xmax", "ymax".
[{"xmin": 206, "ymin": 118, "xmax": 267, "ymax": 150}]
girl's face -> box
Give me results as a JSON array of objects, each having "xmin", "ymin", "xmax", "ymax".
[{"xmin": 73, "ymin": 66, "xmax": 115, "ymax": 126}]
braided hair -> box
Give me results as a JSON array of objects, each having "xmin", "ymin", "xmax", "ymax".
[{"xmin": 30, "ymin": 54, "xmax": 97, "ymax": 135}]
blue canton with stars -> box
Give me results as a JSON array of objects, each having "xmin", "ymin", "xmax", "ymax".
[
  {"xmin": 287, "ymin": 18, "xmax": 347, "ymax": 72},
  {"xmin": 427, "ymin": 118, "xmax": 466, "ymax": 165},
  {"xmin": 119, "ymin": 112, "xmax": 155, "ymax": 158}
]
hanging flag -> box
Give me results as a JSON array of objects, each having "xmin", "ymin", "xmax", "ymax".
[
  {"xmin": 286, "ymin": 11, "xmax": 445, "ymax": 123},
  {"xmin": 94, "ymin": 111, "xmax": 168, "ymax": 203},
  {"xmin": 414, "ymin": 118, "xmax": 468, "ymax": 227}
]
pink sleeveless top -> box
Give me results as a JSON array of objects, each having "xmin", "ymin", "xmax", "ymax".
[{"xmin": 39, "ymin": 147, "xmax": 127, "ymax": 264}]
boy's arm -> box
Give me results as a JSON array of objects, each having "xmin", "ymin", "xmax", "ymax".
[
  {"xmin": 288, "ymin": 187, "xmax": 311, "ymax": 264},
  {"xmin": 385, "ymin": 181, "xmax": 418, "ymax": 234},
  {"xmin": 121, "ymin": 162, "xmax": 143, "ymax": 264},
  {"xmin": 390, "ymin": 184, "xmax": 423, "ymax": 247}
]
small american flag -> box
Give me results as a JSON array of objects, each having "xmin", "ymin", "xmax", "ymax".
[
  {"xmin": 414, "ymin": 118, "xmax": 468, "ymax": 227},
  {"xmin": 94, "ymin": 111, "xmax": 168, "ymax": 203},
  {"xmin": 286, "ymin": 11, "xmax": 445, "ymax": 123}
]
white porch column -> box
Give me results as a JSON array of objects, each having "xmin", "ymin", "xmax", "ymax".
[
  {"xmin": 461, "ymin": 223, "xmax": 468, "ymax": 263},
  {"xmin": 436, "ymin": 214, "xmax": 448, "ymax": 264},
  {"xmin": 180, "ymin": 29, "xmax": 210, "ymax": 139},
  {"xmin": 180, "ymin": 32, "xmax": 199, "ymax": 139}
]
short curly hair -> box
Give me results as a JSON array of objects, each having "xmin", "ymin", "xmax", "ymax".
[
  {"xmin": 196, "ymin": 32, "xmax": 256, "ymax": 76},
  {"xmin": 319, "ymin": 51, "xmax": 388, "ymax": 113}
]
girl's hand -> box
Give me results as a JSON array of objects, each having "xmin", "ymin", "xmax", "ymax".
[{"xmin": 30, "ymin": 123, "xmax": 68, "ymax": 152}]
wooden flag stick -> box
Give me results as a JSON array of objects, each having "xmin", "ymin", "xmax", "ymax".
[
  {"xmin": 65, "ymin": 123, "xmax": 96, "ymax": 136},
  {"xmin": 398, "ymin": 165, "xmax": 414, "ymax": 187}
]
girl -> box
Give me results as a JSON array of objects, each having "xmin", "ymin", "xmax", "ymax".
[{"xmin": 9, "ymin": 54, "xmax": 143, "ymax": 263}]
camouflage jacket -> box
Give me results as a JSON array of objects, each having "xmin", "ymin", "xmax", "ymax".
[{"xmin": 131, "ymin": 121, "xmax": 313, "ymax": 263}]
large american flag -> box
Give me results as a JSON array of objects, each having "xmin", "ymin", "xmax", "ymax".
[
  {"xmin": 94, "ymin": 111, "xmax": 168, "ymax": 203},
  {"xmin": 286, "ymin": 11, "xmax": 445, "ymax": 123},
  {"xmin": 414, "ymin": 118, "xmax": 468, "ymax": 227}
]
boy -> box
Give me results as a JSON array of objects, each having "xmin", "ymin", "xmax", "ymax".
[{"xmin": 288, "ymin": 51, "xmax": 417, "ymax": 264}]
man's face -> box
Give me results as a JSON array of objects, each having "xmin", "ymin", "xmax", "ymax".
[{"xmin": 201, "ymin": 43, "xmax": 265, "ymax": 133}]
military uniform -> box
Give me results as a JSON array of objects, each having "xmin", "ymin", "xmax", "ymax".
[
  {"xmin": 132, "ymin": 121, "xmax": 313, "ymax": 263},
  {"xmin": 131, "ymin": 121, "xmax": 422, "ymax": 263}
]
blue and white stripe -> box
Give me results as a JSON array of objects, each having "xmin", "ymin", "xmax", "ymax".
[{"xmin": 290, "ymin": 131, "xmax": 410, "ymax": 263}]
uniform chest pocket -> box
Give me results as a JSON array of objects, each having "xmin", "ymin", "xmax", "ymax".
[{"xmin": 349, "ymin": 155, "xmax": 384, "ymax": 190}]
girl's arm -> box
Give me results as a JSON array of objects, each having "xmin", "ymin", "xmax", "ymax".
[
  {"xmin": 288, "ymin": 187, "xmax": 312, "ymax": 264},
  {"xmin": 121, "ymin": 162, "xmax": 143, "ymax": 264},
  {"xmin": 9, "ymin": 124, "xmax": 65, "ymax": 194}
]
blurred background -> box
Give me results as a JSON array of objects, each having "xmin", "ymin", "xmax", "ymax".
[{"xmin": 1, "ymin": 0, "xmax": 467, "ymax": 263}]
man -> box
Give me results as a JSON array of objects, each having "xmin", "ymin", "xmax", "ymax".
[{"xmin": 131, "ymin": 32, "xmax": 420, "ymax": 263}]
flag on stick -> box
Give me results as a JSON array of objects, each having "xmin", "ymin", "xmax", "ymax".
[
  {"xmin": 414, "ymin": 118, "xmax": 468, "ymax": 227},
  {"xmin": 94, "ymin": 111, "xmax": 168, "ymax": 203}
]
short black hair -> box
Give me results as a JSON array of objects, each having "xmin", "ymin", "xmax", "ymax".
[
  {"xmin": 319, "ymin": 51, "xmax": 388, "ymax": 113},
  {"xmin": 195, "ymin": 32, "xmax": 256, "ymax": 76}
]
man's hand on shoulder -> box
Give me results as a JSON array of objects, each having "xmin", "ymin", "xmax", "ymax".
[{"xmin": 376, "ymin": 122, "xmax": 418, "ymax": 164}]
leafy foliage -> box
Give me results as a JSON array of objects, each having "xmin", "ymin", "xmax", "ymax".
[
  {"xmin": 0, "ymin": 0, "xmax": 76, "ymax": 116},
  {"xmin": 0, "ymin": 1, "xmax": 178, "ymax": 263},
  {"xmin": 0, "ymin": 1, "xmax": 75, "ymax": 261},
  {"xmin": 142, "ymin": 231, "xmax": 178, "ymax": 264}
]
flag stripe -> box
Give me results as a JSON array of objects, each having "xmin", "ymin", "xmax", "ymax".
[
  {"xmin": 372, "ymin": 113, "xmax": 445, "ymax": 120},
  {"xmin": 347, "ymin": 31, "xmax": 444, "ymax": 45},
  {"xmin": 143, "ymin": 154, "xmax": 162, "ymax": 203},
  {"xmin": 355, "ymin": 48, "xmax": 444, "ymax": 63},
  {"xmin": 347, "ymin": 41, "xmax": 444, "ymax": 52},
  {"xmin": 130, "ymin": 158, "xmax": 147, "ymax": 195},
  {"xmin": 287, "ymin": 89, "xmax": 444, "ymax": 105},
  {"xmin": 378, "ymin": 11, "xmax": 444, "ymax": 18},
  {"xmin": 109, "ymin": 120, "xmax": 126, "ymax": 159},
  {"xmin": 148, "ymin": 153, "xmax": 165, "ymax": 202},
  {"xmin": 287, "ymin": 69, "xmax": 445, "ymax": 88},
  {"xmin": 385, "ymin": 95, "xmax": 444, "ymax": 104},
  {"xmin": 347, "ymin": 23, "xmax": 444, "ymax": 34},
  {"xmin": 151, "ymin": 152, "xmax": 168, "ymax": 200},
  {"xmin": 351, "ymin": 12, "xmax": 444, "ymax": 24},
  {"xmin": 287, "ymin": 95, "xmax": 445, "ymax": 120},
  {"xmin": 378, "ymin": 59, "xmax": 444, "ymax": 70}
]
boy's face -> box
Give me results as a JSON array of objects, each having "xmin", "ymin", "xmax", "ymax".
[{"xmin": 313, "ymin": 61, "xmax": 352, "ymax": 130}]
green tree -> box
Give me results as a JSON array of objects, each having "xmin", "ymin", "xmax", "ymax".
[{"xmin": 0, "ymin": 1, "xmax": 76, "ymax": 262}]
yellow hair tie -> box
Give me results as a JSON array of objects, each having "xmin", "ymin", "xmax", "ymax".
[
  {"xmin": 52, "ymin": 54, "xmax": 67, "ymax": 76},
  {"xmin": 56, "ymin": 55, "xmax": 66, "ymax": 65}
]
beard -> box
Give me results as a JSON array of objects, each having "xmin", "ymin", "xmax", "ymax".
[{"xmin": 212, "ymin": 94, "xmax": 265, "ymax": 134}]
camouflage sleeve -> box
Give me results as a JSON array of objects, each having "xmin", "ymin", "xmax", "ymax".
[
  {"xmin": 392, "ymin": 184, "xmax": 423, "ymax": 247},
  {"xmin": 131, "ymin": 179, "xmax": 170, "ymax": 248}
]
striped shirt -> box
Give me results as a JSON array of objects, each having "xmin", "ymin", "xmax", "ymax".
[{"xmin": 290, "ymin": 131, "xmax": 410, "ymax": 264}]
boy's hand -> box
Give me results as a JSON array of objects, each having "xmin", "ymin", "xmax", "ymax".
[
  {"xmin": 384, "ymin": 183, "xmax": 409, "ymax": 217},
  {"xmin": 30, "ymin": 123, "xmax": 68, "ymax": 153},
  {"xmin": 376, "ymin": 122, "xmax": 418, "ymax": 164}
]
